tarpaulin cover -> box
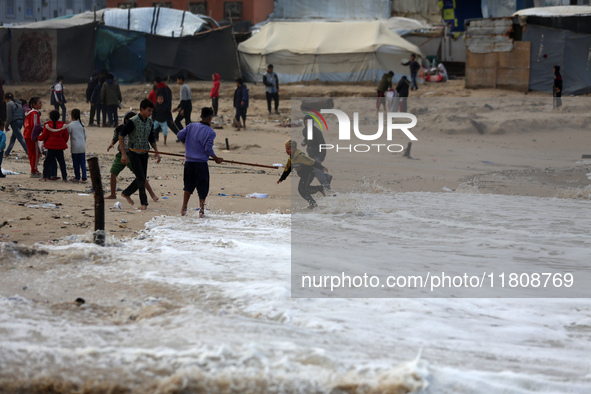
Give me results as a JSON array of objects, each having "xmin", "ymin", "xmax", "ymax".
[
  {"xmin": 95, "ymin": 26, "xmax": 146, "ymax": 83},
  {"xmin": 6, "ymin": 23, "xmax": 96, "ymax": 84},
  {"xmin": 103, "ymin": 7, "xmax": 215, "ymax": 37},
  {"xmin": 271, "ymin": 0, "xmax": 391, "ymax": 20},
  {"xmin": 238, "ymin": 21, "xmax": 422, "ymax": 83},
  {"xmin": 524, "ymin": 25, "xmax": 591, "ymax": 95},
  {"xmin": 145, "ymin": 26, "xmax": 240, "ymax": 81}
]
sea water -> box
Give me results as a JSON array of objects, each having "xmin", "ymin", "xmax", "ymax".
[{"xmin": 1, "ymin": 191, "xmax": 591, "ymax": 393}]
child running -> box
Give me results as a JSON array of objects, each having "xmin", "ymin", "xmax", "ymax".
[
  {"xmin": 106, "ymin": 111, "xmax": 158, "ymax": 201},
  {"xmin": 67, "ymin": 109, "xmax": 87, "ymax": 183},
  {"xmin": 38, "ymin": 110, "xmax": 69, "ymax": 182}
]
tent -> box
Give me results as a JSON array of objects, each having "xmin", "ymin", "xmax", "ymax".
[
  {"xmin": 0, "ymin": 12, "xmax": 98, "ymax": 84},
  {"xmin": 0, "ymin": 8, "xmax": 240, "ymax": 84},
  {"xmin": 515, "ymin": 6, "xmax": 591, "ymax": 95},
  {"xmin": 238, "ymin": 21, "xmax": 422, "ymax": 83}
]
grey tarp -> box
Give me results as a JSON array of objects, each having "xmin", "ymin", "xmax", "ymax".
[
  {"xmin": 524, "ymin": 25, "xmax": 591, "ymax": 95},
  {"xmin": 145, "ymin": 26, "xmax": 240, "ymax": 81}
]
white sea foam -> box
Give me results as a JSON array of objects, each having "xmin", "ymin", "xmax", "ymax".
[{"xmin": 1, "ymin": 193, "xmax": 590, "ymax": 392}]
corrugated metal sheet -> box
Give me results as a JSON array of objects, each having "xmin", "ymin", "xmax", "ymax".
[{"xmin": 465, "ymin": 17, "xmax": 514, "ymax": 53}]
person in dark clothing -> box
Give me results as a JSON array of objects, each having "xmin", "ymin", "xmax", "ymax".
[
  {"xmin": 173, "ymin": 75, "xmax": 192, "ymax": 130},
  {"xmin": 86, "ymin": 70, "xmax": 100, "ymax": 126},
  {"xmin": 301, "ymin": 116, "xmax": 332, "ymax": 191},
  {"xmin": 119, "ymin": 99, "xmax": 161, "ymax": 210},
  {"xmin": 50, "ymin": 76, "xmax": 67, "ymax": 122},
  {"xmin": 90, "ymin": 77, "xmax": 104, "ymax": 126},
  {"xmin": 553, "ymin": 65, "xmax": 562, "ymax": 109},
  {"xmin": 402, "ymin": 54, "xmax": 421, "ymax": 91},
  {"xmin": 152, "ymin": 94, "xmax": 169, "ymax": 146},
  {"xmin": 0, "ymin": 77, "xmax": 6, "ymax": 123},
  {"xmin": 151, "ymin": 76, "xmax": 179, "ymax": 136},
  {"xmin": 263, "ymin": 64, "xmax": 280, "ymax": 115},
  {"xmin": 395, "ymin": 76, "xmax": 410, "ymax": 112},
  {"xmin": 233, "ymin": 78, "xmax": 249, "ymax": 131},
  {"xmin": 277, "ymin": 139, "xmax": 328, "ymax": 208},
  {"xmin": 376, "ymin": 71, "xmax": 394, "ymax": 112}
]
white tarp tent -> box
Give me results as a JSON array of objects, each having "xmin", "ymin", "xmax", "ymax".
[{"xmin": 238, "ymin": 21, "xmax": 423, "ymax": 83}]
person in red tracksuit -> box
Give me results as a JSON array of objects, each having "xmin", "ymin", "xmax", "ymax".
[
  {"xmin": 210, "ymin": 73, "xmax": 220, "ymax": 116},
  {"xmin": 38, "ymin": 110, "xmax": 69, "ymax": 181},
  {"xmin": 23, "ymin": 97, "xmax": 43, "ymax": 177}
]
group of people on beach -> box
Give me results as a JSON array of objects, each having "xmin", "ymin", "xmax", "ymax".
[{"xmin": 0, "ymin": 63, "xmax": 334, "ymax": 214}]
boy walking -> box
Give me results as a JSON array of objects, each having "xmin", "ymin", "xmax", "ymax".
[
  {"xmin": 263, "ymin": 64, "xmax": 279, "ymax": 115},
  {"xmin": 173, "ymin": 75, "xmax": 192, "ymax": 130},
  {"xmin": 177, "ymin": 107, "xmax": 223, "ymax": 217}
]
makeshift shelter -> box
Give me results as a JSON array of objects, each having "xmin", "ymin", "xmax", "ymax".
[
  {"xmin": 0, "ymin": 12, "xmax": 98, "ymax": 84},
  {"xmin": 0, "ymin": 8, "xmax": 240, "ymax": 84},
  {"xmin": 238, "ymin": 21, "xmax": 422, "ymax": 83},
  {"xmin": 515, "ymin": 6, "xmax": 591, "ymax": 95}
]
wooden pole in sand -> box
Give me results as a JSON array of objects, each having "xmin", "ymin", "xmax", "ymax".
[{"xmin": 87, "ymin": 157, "xmax": 105, "ymax": 246}]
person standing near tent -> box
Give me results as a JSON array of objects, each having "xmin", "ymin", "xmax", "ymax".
[
  {"xmin": 177, "ymin": 107, "xmax": 223, "ymax": 218},
  {"xmin": 0, "ymin": 78, "xmax": 6, "ymax": 123},
  {"xmin": 277, "ymin": 139, "xmax": 327, "ymax": 209},
  {"xmin": 118, "ymin": 99, "xmax": 161, "ymax": 210},
  {"xmin": 233, "ymin": 78, "xmax": 249, "ymax": 131},
  {"xmin": 23, "ymin": 97, "xmax": 43, "ymax": 178},
  {"xmin": 395, "ymin": 76, "xmax": 410, "ymax": 112},
  {"xmin": 173, "ymin": 75, "xmax": 192, "ymax": 130},
  {"xmin": 553, "ymin": 65, "xmax": 562, "ymax": 109},
  {"xmin": 402, "ymin": 54, "xmax": 421, "ymax": 91},
  {"xmin": 210, "ymin": 73, "xmax": 220, "ymax": 116},
  {"xmin": 51, "ymin": 76, "xmax": 67, "ymax": 123},
  {"xmin": 376, "ymin": 71, "xmax": 393, "ymax": 112},
  {"xmin": 3, "ymin": 93, "xmax": 28, "ymax": 157},
  {"xmin": 86, "ymin": 70, "xmax": 100, "ymax": 126},
  {"xmin": 263, "ymin": 64, "xmax": 280, "ymax": 115},
  {"xmin": 101, "ymin": 72, "xmax": 122, "ymax": 127},
  {"xmin": 91, "ymin": 77, "xmax": 105, "ymax": 127}
]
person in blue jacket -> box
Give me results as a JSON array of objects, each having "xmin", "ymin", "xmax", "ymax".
[{"xmin": 233, "ymin": 78, "xmax": 249, "ymax": 131}]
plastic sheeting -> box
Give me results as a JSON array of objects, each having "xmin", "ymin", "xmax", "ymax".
[
  {"xmin": 238, "ymin": 21, "xmax": 422, "ymax": 83},
  {"xmin": 145, "ymin": 27, "xmax": 241, "ymax": 82},
  {"xmin": 392, "ymin": 0, "xmax": 442, "ymax": 24},
  {"xmin": 482, "ymin": 0, "xmax": 517, "ymax": 18},
  {"xmin": 103, "ymin": 7, "xmax": 216, "ymax": 37},
  {"xmin": 524, "ymin": 25, "xmax": 591, "ymax": 95},
  {"xmin": 271, "ymin": 0, "xmax": 391, "ymax": 20},
  {"xmin": 95, "ymin": 26, "xmax": 146, "ymax": 83}
]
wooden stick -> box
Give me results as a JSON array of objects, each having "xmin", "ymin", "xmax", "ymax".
[
  {"xmin": 130, "ymin": 149, "xmax": 280, "ymax": 169},
  {"xmin": 87, "ymin": 157, "xmax": 105, "ymax": 246}
]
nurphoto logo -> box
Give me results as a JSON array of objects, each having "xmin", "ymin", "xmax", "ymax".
[{"xmin": 305, "ymin": 108, "xmax": 418, "ymax": 153}]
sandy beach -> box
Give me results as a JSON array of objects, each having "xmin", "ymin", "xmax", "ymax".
[{"xmin": 1, "ymin": 79, "xmax": 589, "ymax": 246}]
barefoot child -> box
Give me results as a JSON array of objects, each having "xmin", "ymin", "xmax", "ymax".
[
  {"xmin": 67, "ymin": 109, "xmax": 87, "ymax": 182},
  {"xmin": 177, "ymin": 107, "xmax": 223, "ymax": 217},
  {"xmin": 106, "ymin": 111, "xmax": 158, "ymax": 201}
]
